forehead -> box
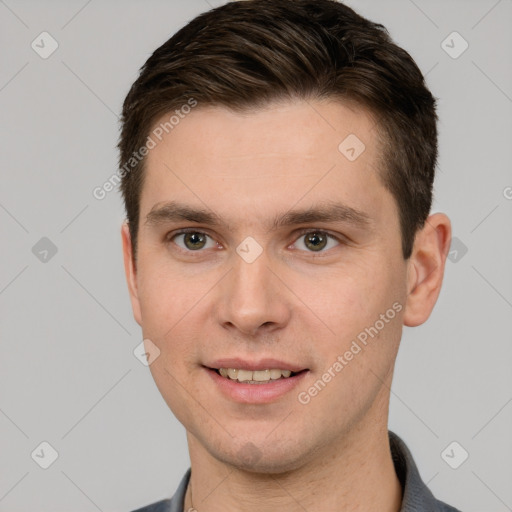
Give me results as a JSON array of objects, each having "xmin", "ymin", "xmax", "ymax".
[
  {"xmin": 140, "ymin": 98, "xmax": 394, "ymax": 232},
  {"xmin": 149, "ymin": 99, "xmax": 379, "ymax": 165}
]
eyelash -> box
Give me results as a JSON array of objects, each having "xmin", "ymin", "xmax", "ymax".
[{"xmin": 166, "ymin": 228, "xmax": 344, "ymax": 255}]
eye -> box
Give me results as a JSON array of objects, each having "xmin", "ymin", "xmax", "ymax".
[
  {"xmin": 292, "ymin": 230, "xmax": 341, "ymax": 253},
  {"xmin": 167, "ymin": 228, "xmax": 343, "ymax": 254},
  {"xmin": 169, "ymin": 230, "xmax": 218, "ymax": 251}
]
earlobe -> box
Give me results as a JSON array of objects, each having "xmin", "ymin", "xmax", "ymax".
[
  {"xmin": 121, "ymin": 222, "xmax": 142, "ymax": 326},
  {"xmin": 403, "ymin": 213, "xmax": 452, "ymax": 327}
]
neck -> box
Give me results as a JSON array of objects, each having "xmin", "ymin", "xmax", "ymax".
[{"xmin": 184, "ymin": 423, "xmax": 402, "ymax": 512}]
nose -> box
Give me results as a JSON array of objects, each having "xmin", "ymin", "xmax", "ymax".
[{"xmin": 214, "ymin": 246, "xmax": 291, "ymax": 337}]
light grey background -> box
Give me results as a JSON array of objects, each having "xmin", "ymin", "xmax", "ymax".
[{"xmin": 1, "ymin": 0, "xmax": 511, "ymax": 511}]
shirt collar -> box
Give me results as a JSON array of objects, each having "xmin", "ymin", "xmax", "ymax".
[{"xmin": 389, "ymin": 430, "xmax": 446, "ymax": 511}]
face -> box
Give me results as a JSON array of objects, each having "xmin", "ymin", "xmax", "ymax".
[{"xmin": 123, "ymin": 99, "xmax": 414, "ymax": 472}]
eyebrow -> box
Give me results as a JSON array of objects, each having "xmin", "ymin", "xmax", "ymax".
[{"xmin": 144, "ymin": 200, "xmax": 373, "ymax": 232}]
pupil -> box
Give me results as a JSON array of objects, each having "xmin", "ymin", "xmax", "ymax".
[
  {"xmin": 306, "ymin": 232, "xmax": 327, "ymax": 251},
  {"xmin": 185, "ymin": 233, "xmax": 206, "ymax": 250}
]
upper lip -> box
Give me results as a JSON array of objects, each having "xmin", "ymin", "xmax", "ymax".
[{"xmin": 205, "ymin": 358, "xmax": 308, "ymax": 372}]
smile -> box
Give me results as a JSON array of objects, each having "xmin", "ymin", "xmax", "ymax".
[
  {"xmin": 216, "ymin": 368, "xmax": 300, "ymax": 383},
  {"xmin": 206, "ymin": 366, "xmax": 309, "ymax": 403}
]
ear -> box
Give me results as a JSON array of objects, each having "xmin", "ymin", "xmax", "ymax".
[
  {"xmin": 403, "ymin": 213, "xmax": 452, "ymax": 327},
  {"xmin": 121, "ymin": 222, "xmax": 142, "ymax": 326}
]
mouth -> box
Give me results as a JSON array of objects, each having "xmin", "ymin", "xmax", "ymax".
[
  {"xmin": 203, "ymin": 361, "xmax": 309, "ymax": 403},
  {"xmin": 211, "ymin": 367, "xmax": 307, "ymax": 384}
]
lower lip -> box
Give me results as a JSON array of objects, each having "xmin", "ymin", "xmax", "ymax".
[{"xmin": 205, "ymin": 368, "xmax": 309, "ymax": 404}]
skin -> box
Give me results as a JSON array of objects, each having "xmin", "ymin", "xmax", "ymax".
[{"xmin": 121, "ymin": 99, "xmax": 451, "ymax": 512}]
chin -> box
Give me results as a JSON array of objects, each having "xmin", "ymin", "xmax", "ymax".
[{"xmin": 211, "ymin": 437, "xmax": 312, "ymax": 475}]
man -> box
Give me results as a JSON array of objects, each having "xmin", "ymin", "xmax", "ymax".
[{"xmin": 119, "ymin": 0, "xmax": 459, "ymax": 510}]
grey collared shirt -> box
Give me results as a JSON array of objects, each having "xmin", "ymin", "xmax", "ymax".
[{"xmin": 131, "ymin": 430, "xmax": 462, "ymax": 512}]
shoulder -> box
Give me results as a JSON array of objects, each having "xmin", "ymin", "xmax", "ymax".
[
  {"xmin": 129, "ymin": 468, "xmax": 191, "ymax": 512},
  {"xmin": 388, "ymin": 431, "xmax": 463, "ymax": 512},
  {"xmin": 130, "ymin": 499, "xmax": 172, "ymax": 512},
  {"xmin": 436, "ymin": 501, "xmax": 463, "ymax": 512}
]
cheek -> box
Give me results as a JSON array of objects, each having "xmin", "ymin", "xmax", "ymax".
[
  {"xmin": 136, "ymin": 261, "xmax": 195, "ymax": 358},
  {"xmin": 304, "ymin": 255, "xmax": 406, "ymax": 362},
  {"xmin": 311, "ymin": 265, "xmax": 390, "ymax": 326},
  {"xmin": 137, "ymin": 252, "xmax": 204, "ymax": 326}
]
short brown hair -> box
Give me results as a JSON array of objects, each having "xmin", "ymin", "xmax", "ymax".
[{"xmin": 118, "ymin": 0, "xmax": 438, "ymax": 262}]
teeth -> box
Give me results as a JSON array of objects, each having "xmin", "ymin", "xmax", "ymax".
[
  {"xmin": 237, "ymin": 369, "xmax": 253, "ymax": 382},
  {"xmin": 253, "ymin": 370, "xmax": 270, "ymax": 381},
  {"xmin": 270, "ymin": 369, "xmax": 282, "ymax": 379},
  {"xmin": 217, "ymin": 368, "xmax": 296, "ymax": 382}
]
